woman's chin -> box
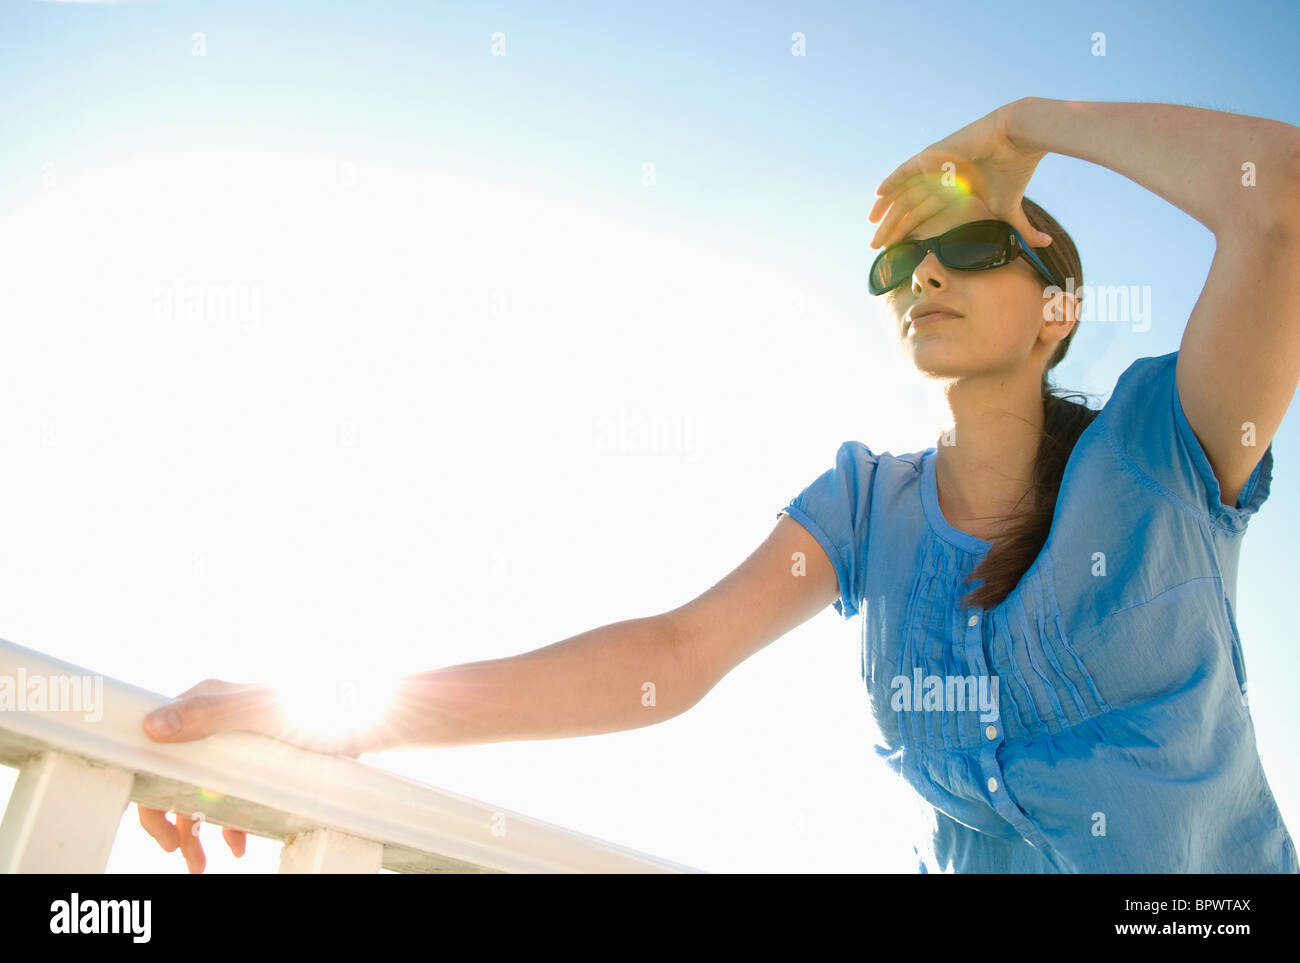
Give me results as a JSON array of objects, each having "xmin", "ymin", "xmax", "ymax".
[{"xmin": 906, "ymin": 340, "xmax": 973, "ymax": 378}]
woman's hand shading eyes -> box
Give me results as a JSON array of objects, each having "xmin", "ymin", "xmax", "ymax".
[{"xmin": 869, "ymin": 101, "xmax": 1051, "ymax": 253}]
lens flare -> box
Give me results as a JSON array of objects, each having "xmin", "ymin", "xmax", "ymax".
[{"xmin": 268, "ymin": 666, "xmax": 404, "ymax": 748}]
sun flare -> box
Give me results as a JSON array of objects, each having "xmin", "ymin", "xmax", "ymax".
[{"xmin": 266, "ymin": 666, "xmax": 404, "ymax": 746}]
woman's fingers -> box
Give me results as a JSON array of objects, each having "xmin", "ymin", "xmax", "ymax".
[
  {"xmin": 137, "ymin": 805, "xmax": 180, "ymax": 852},
  {"xmin": 143, "ymin": 684, "xmax": 283, "ymax": 743},
  {"xmin": 874, "ymin": 153, "xmax": 931, "ymax": 206},
  {"xmin": 1011, "ymin": 210, "xmax": 1053, "ymax": 247},
  {"xmin": 869, "ymin": 170, "xmax": 925, "ymax": 225},
  {"xmin": 870, "ymin": 178, "xmax": 931, "ymax": 248},
  {"xmin": 872, "ymin": 148, "xmax": 957, "ymax": 213},
  {"xmin": 870, "ymin": 183, "xmax": 929, "ymax": 249},
  {"xmin": 138, "ymin": 806, "xmax": 207, "ymax": 873},
  {"xmin": 139, "ymin": 804, "xmax": 247, "ymax": 868},
  {"xmin": 870, "ymin": 156, "xmax": 973, "ymax": 249},
  {"xmin": 980, "ymin": 191, "xmax": 1051, "ymax": 248},
  {"xmin": 173, "ymin": 814, "xmax": 206, "ymax": 874},
  {"xmin": 871, "ymin": 187, "xmax": 950, "ymax": 251},
  {"xmin": 222, "ymin": 825, "xmax": 247, "ymax": 858}
]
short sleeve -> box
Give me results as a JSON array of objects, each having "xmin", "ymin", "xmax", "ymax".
[
  {"xmin": 776, "ymin": 441, "xmax": 876, "ymax": 620},
  {"xmin": 1097, "ymin": 351, "xmax": 1273, "ymax": 532}
]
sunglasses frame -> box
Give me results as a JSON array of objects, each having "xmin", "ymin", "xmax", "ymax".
[{"xmin": 869, "ymin": 219, "xmax": 1064, "ymax": 296}]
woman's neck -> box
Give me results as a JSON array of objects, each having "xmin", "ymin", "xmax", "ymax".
[{"xmin": 933, "ymin": 374, "xmax": 1044, "ymax": 540}]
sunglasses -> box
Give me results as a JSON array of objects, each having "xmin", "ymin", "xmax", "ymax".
[{"xmin": 869, "ymin": 219, "xmax": 1063, "ymax": 296}]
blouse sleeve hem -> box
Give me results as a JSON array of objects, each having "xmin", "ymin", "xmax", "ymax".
[{"xmin": 777, "ymin": 504, "xmax": 857, "ymax": 620}]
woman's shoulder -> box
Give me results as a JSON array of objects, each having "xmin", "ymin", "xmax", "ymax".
[
  {"xmin": 829, "ymin": 439, "xmax": 930, "ymax": 470},
  {"xmin": 1087, "ymin": 349, "xmax": 1272, "ymax": 531}
]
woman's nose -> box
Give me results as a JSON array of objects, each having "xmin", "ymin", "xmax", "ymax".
[{"xmin": 912, "ymin": 250, "xmax": 947, "ymax": 289}]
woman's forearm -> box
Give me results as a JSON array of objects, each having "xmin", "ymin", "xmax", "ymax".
[
  {"xmin": 1007, "ymin": 97, "xmax": 1300, "ymax": 237},
  {"xmin": 359, "ymin": 615, "xmax": 704, "ymax": 751}
]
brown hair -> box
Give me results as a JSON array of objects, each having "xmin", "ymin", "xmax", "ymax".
[{"xmin": 957, "ymin": 197, "xmax": 1100, "ymax": 609}]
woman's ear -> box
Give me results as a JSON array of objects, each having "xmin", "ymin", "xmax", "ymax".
[
  {"xmin": 1041, "ymin": 288, "xmax": 1079, "ymax": 337},
  {"xmin": 1061, "ymin": 290, "xmax": 1080, "ymax": 329}
]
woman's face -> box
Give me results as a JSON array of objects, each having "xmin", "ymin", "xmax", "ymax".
[{"xmin": 882, "ymin": 195, "xmax": 1072, "ymax": 380}]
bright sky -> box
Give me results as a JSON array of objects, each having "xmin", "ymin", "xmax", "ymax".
[{"xmin": 1, "ymin": 0, "xmax": 1297, "ymax": 873}]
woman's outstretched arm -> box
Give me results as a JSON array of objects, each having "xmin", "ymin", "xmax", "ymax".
[
  {"xmin": 1007, "ymin": 97, "xmax": 1299, "ymax": 237},
  {"xmin": 1008, "ymin": 97, "xmax": 1300, "ymax": 508},
  {"xmin": 363, "ymin": 615, "xmax": 704, "ymax": 750}
]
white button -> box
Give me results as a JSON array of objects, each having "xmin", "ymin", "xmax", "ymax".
[
  {"xmin": 987, "ymin": 777, "xmax": 998, "ymax": 793},
  {"xmin": 967, "ymin": 614, "xmax": 979, "ymax": 627},
  {"xmin": 985, "ymin": 725, "xmax": 997, "ymax": 740}
]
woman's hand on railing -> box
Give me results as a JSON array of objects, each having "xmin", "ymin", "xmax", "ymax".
[{"xmin": 137, "ymin": 678, "xmax": 365, "ymax": 873}]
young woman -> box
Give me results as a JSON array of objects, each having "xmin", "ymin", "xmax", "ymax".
[{"xmin": 140, "ymin": 98, "xmax": 1300, "ymax": 873}]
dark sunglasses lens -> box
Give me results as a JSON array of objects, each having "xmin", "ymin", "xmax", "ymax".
[
  {"xmin": 939, "ymin": 222, "xmax": 1009, "ymax": 268},
  {"xmin": 871, "ymin": 244, "xmax": 919, "ymax": 293}
]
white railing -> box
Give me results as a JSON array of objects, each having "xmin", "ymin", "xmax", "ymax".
[{"xmin": 0, "ymin": 636, "xmax": 698, "ymax": 873}]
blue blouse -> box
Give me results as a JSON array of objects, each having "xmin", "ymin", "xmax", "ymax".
[{"xmin": 778, "ymin": 350, "xmax": 1297, "ymax": 873}]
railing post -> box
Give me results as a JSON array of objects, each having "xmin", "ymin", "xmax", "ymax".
[
  {"xmin": 278, "ymin": 827, "xmax": 383, "ymax": 873},
  {"xmin": 0, "ymin": 750, "xmax": 134, "ymax": 873}
]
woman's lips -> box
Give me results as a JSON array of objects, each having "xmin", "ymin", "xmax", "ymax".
[{"xmin": 911, "ymin": 311, "xmax": 961, "ymax": 330}]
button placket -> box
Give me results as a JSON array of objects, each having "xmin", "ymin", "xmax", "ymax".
[
  {"xmin": 968, "ymin": 609, "xmax": 1009, "ymax": 802},
  {"xmin": 971, "ymin": 619, "xmax": 1048, "ymax": 852},
  {"xmin": 962, "ymin": 609, "xmax": 992, "ymax": 741},
  {"xmin": 962, "ymin": 602, "xmax": 1042, "ymax": 848}
]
